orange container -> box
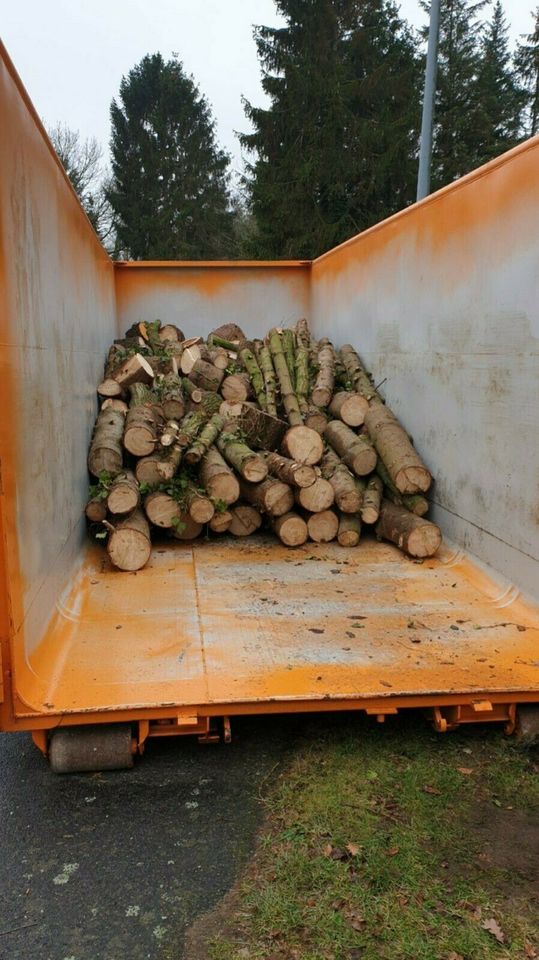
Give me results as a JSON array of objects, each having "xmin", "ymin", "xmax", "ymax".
[{"xmin": 1, "ymin": 42, "xmax": 538, "ymax": 765}]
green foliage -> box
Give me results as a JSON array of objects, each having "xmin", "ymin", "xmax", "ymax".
[
  {"xmin": 475, "ymin": 1, "xmax": 525, "ymax": 162},
  {"xmin": 107, "ymin": 53, "xmax": 234, "ymax": 260},
  {"xmin": 88, "ymin": 471, "xmax": 115, "ymax": 501},
  {"xmin": 212, "ymin": 498, "xmax": 228, "ymax": 514},
  {"xmin": 241, "ymin": 0, "xmax": 421, "ymax": 259},
  {"xmin": 170, "ymin": 516, "xmax": 186, "ymax": 533},
  {"xmin": 515, "ymin": 5, "xmax": 539, "ymax": 136}
]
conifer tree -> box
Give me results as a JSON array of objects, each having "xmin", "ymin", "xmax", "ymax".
[
  {"xmin": 515, "ymin": 6, "xmax": 539, "ymax": 136},
  {"xmin": 241, "ymin": 0, "xmax": 421, "ymax": 259},
  {"xmin": 475, "ymin": 1, "xmax": 524, "ymax": 160},
  {"xmin": 107, "ymin": 54, "xmax": 233, "ymax": 259}
]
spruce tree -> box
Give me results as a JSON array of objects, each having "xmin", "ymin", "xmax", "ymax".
[
  {"xmin": 475, "ymin": 1, "xmax": 524, "ymax": 161},
  {"xmin": 429, "ymin": 0, "xmax": 487, "ymax": 189},
  {"xmin": 515, "ymin": 6, "xmax": 539, "ymax": 136},
  {"xmin": 107, "ymin": 54, "xmax": 233, "ymax": 260},
  {"xmin": 241, "ymin": 0, "xmax": 421, "ymax": 259}
]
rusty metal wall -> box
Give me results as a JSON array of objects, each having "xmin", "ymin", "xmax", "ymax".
[
  {"xmin": 311, "ymin": 138, "xmax": 539, "ymax": 600},
  {"xmin": 0, "ymin": 43, "xmax": 117, "ymax": 685},
  {"xmin": 115, "ymin": 262, "xmax": 311, "ymax": 339}
]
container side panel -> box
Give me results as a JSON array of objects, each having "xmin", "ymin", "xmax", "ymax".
[
  {"xmin": 0, "ymin": 42, "xmax": 117, "ymax": 716},
  {"xmin": 311, "ymin": 138, "xmax": 539, "ymax": 600},
  {"xmin": 114, "ymin": 264, "xmax": 310, "ymax": 339}
]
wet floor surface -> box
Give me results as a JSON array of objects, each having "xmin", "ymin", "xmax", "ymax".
[{"xmin": 0, "ymin": 719, "xmax": 294, "ymax": 960}]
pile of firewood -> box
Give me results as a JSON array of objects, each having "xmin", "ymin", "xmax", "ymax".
[{"xmin": 86, "ymin": 319, "xmax": 441, "ymax": 571}]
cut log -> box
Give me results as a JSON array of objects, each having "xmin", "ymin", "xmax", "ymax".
[
  {"xmin": 273, "ymin": 512, "xmax": 308, "ymax": 547},
  {"xmin": 236, "ymin": 404, "xmax": 288, "ymax": 451},
  {"xmin": 365, "ymin": 405, "xmax": 432, "ymax": 494},
  {"xmin": 200, "ymin": 446, "xmax": 240, "ymax": 505},
  {"xmin": 209, "ymin": 510, "xmax": 233, "ymax": 533},
  {"xmin": 361, "ymin": 474, "xmax": 383, "ymax": 524},
  {"xmin": 239, "ymin": 347, "xmax": 266, "ymax": 410},
  {"xmin": 323, "ymin": 421, "xmax": 377, "ymax": 477},
  {"xmin": 268, "ymin": 328, "xmax": 302, "ymax": 426},
  {"xmin": 135, "ymin": 454, "xmax": 166, "ymax": 486},
  {"xmin": 101, "ymin": 398, "xmax": 129, "ymax": 415},
  {"xmin": 240, "ymin": 478, "xmax": 294, "ymax": 517},
  {"xmin": 185, "ymin": 483, "xmax": 215, "ymax": 523},
  {"xmin": 158, "ymin": 373, "xmax": 185, "ymax": 421},
  {"xmin": 160, "ymin": 419, "xmax": 182, "ymax": 448},
  {"xmin": 180, "ymin": 344, "xmax": 202, "ymax": 375},
  {"xmin": 264, "ymin": 452, "xmax": 317, "ymax": 489},
  {"xmin": 217, "ymin": 432, "xmax": 268, "ymax": 482},
  {"xmin": 375, "ymin": 459, "xmax": 428, "ymax": 514},
  {"xmin": 183, "ymin": 378, "xmax": 222, "ymax": 416},
  {"xmin": 339, "ymin": 345, "xmax": 381, "ymax": 403},
  {"xmin": 176, "ymin": 411, "xmax": 208, "ymax": 448},
  {"xmin": 255, "ymin": 341, "xmax": 278, "ymax": 416},
  {"xmin": 211, "ymin": 323, "xmax": 245, "ymax": 343},
  {"xmin": 294, "ymin": 319, "xmax": 310, "ymax": 405},
  {"xmin": 401, "ymin": 494, "xmax": 429, "ymax": 517},
  {"xmin": 328, "ymin": 391, "xmax": 369, "ymax": 427},
  {"xmin": 311, "ymin": 337, "xmax": 335, "ymax": 407},
  {"xmin": 156, "ymin": 443, "xmax": 183, "ymax": 481},
  {"xmin": 171, "ymin": 515, "xmax": 203, "ymax": 540},
  {"xmin": 376, "ymin": 500, "xmax": 442, "ymax": 558},
  {"xmin": 87, "ymin": 407, "xmax": 125, "ymax": 477},
  {"xmin": 188, "ymin": 357, "xmax": 224, "ymax": 392},
  {"xmin": 304, "ymin": 406, "xmax": 328, "ymax": 435},
  {"xmin": 229, "ymin": 505, "xmax": 262, "ymax": 536},
  {"xmin": 106, "ymin": 471, "xmax": 140, "ymax": 516},
  {"xmin": 307, "ymin": 509, "xmax": 339, "ymax": 543},
  {"xmin": 281, "ymin": 329, "xmax": 296, "ymax": 382},
  {"xmin": 337, "ymin": 514, "xmax": 361, "ymax": 547},
  {"xmin": 158, "ymin": 323, "xmax": 184, "ymax": 342},
  {"xmin": 97, "ymin": 379, "xmax": 124, "ymax": 398},
  {"xmin": 320, "ymin": 449, "xmax": 362, "ymax": 513},
  {"xmin": 112, "ymin": 353, "xmax": 154, "ymax": 390},
  {"xmin": 281, "ymin": 425, "xmax": 324, "ymax": 465},
  {"xmin": 185, "ymin": 414, "xmax": 224, "ymax": 464},
  {"xmin": 221, "ymin": 373, "xmax": 252, "ymax": 402},
  {"xmin": 107, "ymin": 509, "xmax": 151, "ymax": 571},
  {"xmin": 219, "ymin": 400, "xmax": 243, "ymax": 419},
  {"xmin": 295, "ymin": 477, "xmax": 335, "ymax": 513},
  {"xmin": 123, "ymin": 384, "xmax": 163, "ymax": 457},
  {"xmin": 147, "ymin": 356, "xmax": 177, "ymax": 377},
  {"xmin": 85, "ymin": 497, "xmax": 107, "ymax": 523},
  {"xmin": 144, "ymin": 492, "xmax": 182, "ymax": 528},
  {"xmin": 207, "ymin": 347, "xmax": 230, "ymax": 371}
]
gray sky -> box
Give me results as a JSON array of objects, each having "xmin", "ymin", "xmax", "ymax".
[{"xmin": 2, "ymin": 0, "xmax": 535, "ymax": 175}]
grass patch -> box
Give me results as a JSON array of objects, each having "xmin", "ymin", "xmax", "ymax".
[{"xmin": 208, "ymin": 715, "xmax": 538, "ymax": 960}]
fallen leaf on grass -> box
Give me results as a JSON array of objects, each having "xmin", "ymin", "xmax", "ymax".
[
  {"xmin": 446, "ymin": 953, "xmax": 464, "ymax": 960},
  {"xmin": 423, "ymin": 784, "xmax": 442, "ymax": 795},
  {"xmin": 524, "ymin": 942, "xmax": 537, "ymax": 958},
  {"xmin": 386, "ymin": 846, "xmax": 400, "ymax": 857},
  {"xmin": 481, "ymin": 917, "xmax": 506, "ymax": 943},
  {"xmin": 349, "ymin": 915, "xmax": 367, "ymax": 932},
  {"xmin": 457, "ymin": 767, "xmax": 474, "ymax": 775},
  {"xmin": 323, "ymin": 842, "xmax": 360, "ymax": 861},
  {"xmin": 346, "ymin": 842, "xmax": 361, "ymax": 857}
]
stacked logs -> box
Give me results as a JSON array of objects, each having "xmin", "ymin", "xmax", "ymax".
[{"xmin": 86, "ymin": 319, "xmax": 441, "ymax": 570}]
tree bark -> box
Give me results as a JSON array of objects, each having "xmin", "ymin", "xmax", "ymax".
[
  {"xmin": 255, "ymin": 341, "xmax": 278, "ymax": 416},
  {"xmin": 176, "ymin": 411, "xmax": 208, "ymax": 448},
  {"xmin": 320, "ymin": 449, "xmax": 362, "ymax": 513},
  {"xmin": 85, "ymin": 497, "xmax": 107, "ymax": 523},
  {"xmin": 339, "ymin": 345, "xmax": 381, "ymax": 403},
  {"xmin": 185, "ymin": 483, "xmax": 215, "ymax": 523},
  {"xmin": 221, "ymin": 373, "xmax": 253, "ymax": 402},
  {"xmin": 185, "ymin": 414, "xmax": 224, "ymax": 464},
  {"xmin": 361, "ymin": 474, "xmax": 383, "ymax": 524},
  {"xmin": 182, "ymin": 378, "xmax": 222, "ymax": 416},
  {"xmin": 273, "ymin": 512, "xmax": 308, "ymax": 546},
  {"xmin": 200, "ymin": 446, "xmax": 240, "ymax": 505},
  {"xmin": 281, "ymin": 328, "xmax": 296, "ymax": 382},
  {"xmin": 229, "ymin": 505, "xmax": 262, "ymax": 536},
  {"xmin": 188, "ymin": 357, "xmax": 224, "ymax": 392},
  {"xmin": 240, "ymin": 477, "xmax": 294, "ymax": 517},
  {"xmin": 328, "ymin": 391, "xmax": 369, "ymax": 427},
  {"xmin": 237, "ymin": 404, "xmax": 288, "ymax": 451},
  {"xmin": 123, "ymin": 385, "xmax": 163, "ymax": 457},
  {"xmin": 337, "ymin": 514, "xmax": 361, "ymax": 547},
  {"xmin": 311, "ymin": 337, "xmax": 335, "ymax": 407},
  {"xmin": 88, "ymin": 407, "xmax": 125, "ymax": 477},
  {"xmin": 156, "ymin": 443, "xmax": 183, "ymax": 481},
  {"xmin": 101, "ymin": 398, "xmax": 129, "ymax": 415},
  {"xmin": 144, "ymin": 492, "xmax": 182, "ymax": 528},
  {"xmin": 324, "ymin": 421, "xmax": 377, "ymax": 476},
  {"xmin": 375, "ymin": 459, "xmax": 429, "ymax": 515},
  {"xmin": 376, "ymin": 500, "xmax": 442, "ymax": 558},
  {"xmin": 157, "ymin": 372, "xmax": 185, "ymax": 421},
  {"xmin": 281, "ymin": 425, "xmax": 324, "ymax": 465},
  {"xmin": 211, "ymin": 323, "xmax": 246, "ymax": 343},
  {"xmin": 158, "ymin": 323, "xmax": 184, "ymax": 342},
  {"xmin": 112, "ymin": 353, "xmax": 154, "ymax": 391},
  {"xmin": 239, "ymin": 347, "xmax": 267, "ymax": 410},
  {"xmin": 106, "ymin": 470, "xmax": 140, "ymax": 516},
  {"xmin": 307, "ymin": 509, "xmax": 339, "ymax": 543},
  {"xmin": 135, "ymin": 454, "xmax": 167, "ymax": 486},
  {"xmin": 264, "ymin": 452, "xmax": 317, "ymax": 489},
  {"xmin": 295, "ymin": 477, "xmax": 335, "ymax": 513},
  {"xmin": 268, "ymin": 328, "xmax": 302, "ymax": 426},
  {"xmin": 217, "ymin": 431, "xmax": 268, "ymax": 482},
  {"xmin": 365, "ymin": 405, "xmax": 432, "ymax": 494},
  {"xmin": 107, "ymin": 509, "xmax": 151, "ymax": 571}
]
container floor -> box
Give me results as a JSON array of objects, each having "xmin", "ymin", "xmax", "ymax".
[{"xmin": 24, "ymin": 535, "xmax": 539, "ymax": 715}]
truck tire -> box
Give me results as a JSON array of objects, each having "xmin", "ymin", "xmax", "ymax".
[{"xmin": 49, "ymin": 724, "xmax": 134, "ymax": 773}]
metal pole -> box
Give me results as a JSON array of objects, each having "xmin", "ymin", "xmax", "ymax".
[{"xmin": 417, "ymin": 0, "xmax": 442, "ymax": 201}]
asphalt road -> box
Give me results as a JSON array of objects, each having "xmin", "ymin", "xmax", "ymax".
[{"xmin": 0, "ymin": 718, "xmax": 294, "ymax": 960}]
